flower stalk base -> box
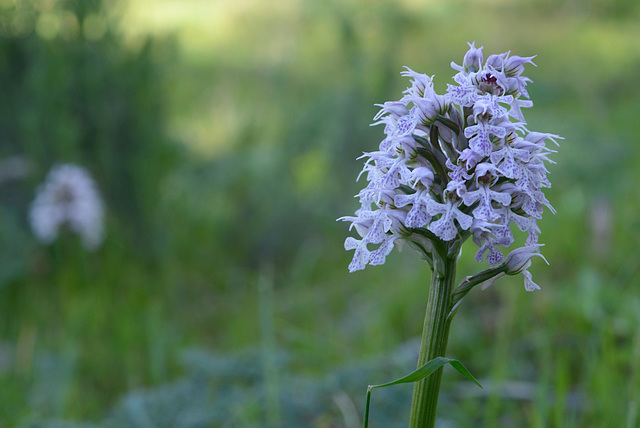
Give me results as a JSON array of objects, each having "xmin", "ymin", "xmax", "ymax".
[{"xmin": 409, "ymin": 255, "xmax": 457, "ymax": 428}]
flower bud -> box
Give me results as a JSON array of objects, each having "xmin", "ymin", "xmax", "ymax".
[
  {"xmin": 485, "ymin": 52, "xmax": 506, "ymax": 70},
  {"xmin": 504, "ymin": 244, "xmax": 548, "ymax": 275},
  {"xmin": 463, "ymin": 41, "xmax": 484, "ymax": 73},
  {"xmin": 504, "ymin": 55, "xmax": 536, "ymax": 77}
]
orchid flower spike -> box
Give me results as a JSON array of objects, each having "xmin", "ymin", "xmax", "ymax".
[{"xmin": 340, "ymin": 42, "xmax": 561, "ymax": 291}]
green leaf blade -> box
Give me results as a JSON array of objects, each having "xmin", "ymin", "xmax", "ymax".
[
  {"xmin": 363, "ymin": 357, "xmax": 483, "ymax": 427},
  {"xmin": 370, "ymin": 357, "xmax": 453, "ymax": 389},
  {"xmin": 449, "ymin": 360, "xmax": 483, "ymax": 389}
]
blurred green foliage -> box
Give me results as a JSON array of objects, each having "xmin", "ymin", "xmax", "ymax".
[
  {"xmin": 1, "ymin": 0, "xmax": 640, "ymax": 426},
  {"xmin": 0, "ymin": 0, "xmax": 179, "ymax": 255}
]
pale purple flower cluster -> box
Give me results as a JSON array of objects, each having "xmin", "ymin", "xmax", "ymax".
[
  {"xmin": 340, "ymin": 42, "xmax": 560, "ymax": 290},
  {"xmin": 30, "ymin": 164, "xmax": 105, "ymax": 250}
]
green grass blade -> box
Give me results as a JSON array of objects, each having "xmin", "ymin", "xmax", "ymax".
[{"xmin": 364, "ymin": 386, "xmax": 372, "ymax": 428}]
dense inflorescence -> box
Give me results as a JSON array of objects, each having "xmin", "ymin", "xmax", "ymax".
[
  {"xmin": 340, "ymin": 42, "xmax": 560, "ymax": 290},
  {"xmin": 30, "ymin": 164, "xmax": 105, "ymax": 250}
]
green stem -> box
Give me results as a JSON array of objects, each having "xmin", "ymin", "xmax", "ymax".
[{"xmin": 409, "ymin": 255, "xmax": 457, "ymax": 428}]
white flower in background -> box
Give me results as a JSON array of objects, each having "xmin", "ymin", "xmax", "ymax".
[
  {"xmin": 339, "ymin": 42, "xmax": 561, "ymax": 290},
  {"xmin": 30, "ymin": 164, "xmax": 105, "ymax": 250}
]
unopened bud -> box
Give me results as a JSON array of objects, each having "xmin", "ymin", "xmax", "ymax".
[
  {"xmin": 463, "ymin": 41, "xmax": 484, "ymax": 73},
  {"xmin": 504, "ymin": 55, "xmax": 536, "ymax": 77},
  {"xmin": 485, "ymin": 52, "xmax": 506, "ymax": 70},
  {"xmin": 504, "ymin": 244, "xmax": 548, "ymax": 275}
]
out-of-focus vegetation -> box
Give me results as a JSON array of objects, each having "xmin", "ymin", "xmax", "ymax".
[{"xmin": 0, "ymin": 0, "xmax": 639, "ymax": 426}]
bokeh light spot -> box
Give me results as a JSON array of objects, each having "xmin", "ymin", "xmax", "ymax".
[
  {"xmin": 35, "ymin": 12, "xmax": 60, "ymax": 40},
  {"xmin": 83, "ymin": 13, "xmax": 107, "ymax": 41},
  {"xmin": 60, "ymin": 11, "xmax": 79, "ymax": 40}
]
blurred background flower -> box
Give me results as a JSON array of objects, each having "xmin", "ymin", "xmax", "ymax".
[
  {"xmin": 30, "ymin": 164, "xmax": 104, "ymax": 250},
  {"xmin": 0, "ymin": 0, "xmax": 639, "ymax": 426}
]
